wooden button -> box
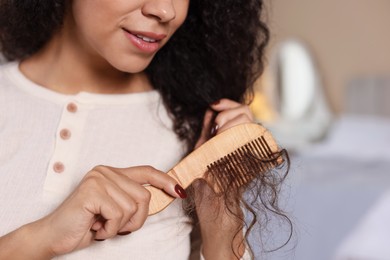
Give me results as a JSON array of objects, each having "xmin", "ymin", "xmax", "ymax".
[
  {"xmin": 66, "ymin": 103, "xmax": 78, "ymax": 113},
  {"xmin": 53, "ymin": 162, "xmax": 65, "ymax": 173},
  {"xmin": 60, "ymin": 129, "xmax": 71, "ymax": 140}
]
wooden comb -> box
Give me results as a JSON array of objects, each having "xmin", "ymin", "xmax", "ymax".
[{"xmin": 146, "ymin": 123, "xmax": 283, "ymax": 215}]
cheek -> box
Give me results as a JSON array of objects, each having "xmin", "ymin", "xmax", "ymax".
[
  {"xmin": 71, "ymin": 1, "xmax": 119, "ymax": 42},
  {"xmin": 175, "ymin": 1, "xmax": 190, "ymax": 28},
  {"xmin": 71, "ymin": 4, "xmax": 120, "ymax": 58}
]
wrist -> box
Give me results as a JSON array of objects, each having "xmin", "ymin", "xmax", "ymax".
[
  {"xmin": 20, "ymin": 220, "xmax": 56, "ymax": 259},
  {"xmin": 0, "ymin": 221, "xmax": 54, "ymax": 260}
]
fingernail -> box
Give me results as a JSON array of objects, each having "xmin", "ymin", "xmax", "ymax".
[
  {"xmin": 211, "ymin": 100, "xmax": 220, "ymax": 106},
  {"xmin": 94, "ymin": 239, "xmax": 105, "ymax": 242},
  {"xmin": 118, "ymin": 231, "xmax": 132, "ymax": 236},
  {"xmin": 210, "ymin": 124, "xmax": 219, "ymax": 137},
  {"xmin": 174, "ymin": 184, "xmax": 187, "ymax": 199}
]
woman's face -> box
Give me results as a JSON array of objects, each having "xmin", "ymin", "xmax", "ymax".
[{"xmin": 69, "ymin": 0, "xmax": 190, "ymax": 73}]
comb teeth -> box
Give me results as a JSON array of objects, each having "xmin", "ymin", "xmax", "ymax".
[{"xmin": 206, "ymin": 137, "xmax": 282, "ymax": 194}]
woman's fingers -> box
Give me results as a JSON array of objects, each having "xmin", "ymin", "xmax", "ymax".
[
  {"xmin": 209, "ymin": 98, "xmax": 254, "ymax": 135},
  {"xmin": 74, "ymin": 174, "xmax": 134, "ymax": 239},
  {"xmin": 96, "ymin": 169, "xmax": 152, "ymax": 233},
  {"xmin": 111, "ymin": 166, "xmax": 185, "ymax": 199},
  {"xmin": 215, "ymin": 113, "xmax": 253, "ymax": 133},
  {"xmin": 118, "ymin": 198, "xmax": 149, "ymax": 233},
  {"xmin": 86, "ymin": 166, "xmax": 149, "ymax": 234},
  {"xmin": 50, "ymin": 165, "xmax": 186, "ymax": 246},
  {"xmin": 92, "ymin": 195, "xmax": 125, "ymax": 240},
  {"xmin": 210, "ymin": 98, "xmax": 242, "ymax": 110},
  {"xmin": 87, "ymin": 165, "xmax": 186, "ymax": 235},
  {"xmin": 195, "ymin": 99, "xmax": 255, "ymax": 148}
]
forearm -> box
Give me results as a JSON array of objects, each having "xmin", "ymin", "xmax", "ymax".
[
  {"xmin": 194, "ymin": 183, "xmax": 246, "ymax": 259},
  {"xmin": 0, "ymin": 222, "xmax": 53, "ymax": 260},
  {"xmin": 198, "ymin": 213, "xmax": 245, "ymax": 260}
]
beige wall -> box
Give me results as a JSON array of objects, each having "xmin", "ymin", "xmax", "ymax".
[{"xmin": 264, "ymin": 0, "xmax": 390, "ymax": 113}]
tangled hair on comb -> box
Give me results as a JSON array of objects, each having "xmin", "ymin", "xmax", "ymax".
[{"xmin": 186, "ymin": 147, "xmax": 292, "ymax": 258}]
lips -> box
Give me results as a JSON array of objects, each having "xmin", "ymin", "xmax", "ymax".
[
  {"xmin": 123, "ymin": 28, "xmax": 167, "ymax": 53},
  {"xmin": 133, "ymin": 34, "xmax": 158, "ymax": 43}
]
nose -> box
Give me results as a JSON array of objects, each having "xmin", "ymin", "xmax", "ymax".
[{"xmin": 142, "ymin": 0, "xmax": 176, "ymax": 23}]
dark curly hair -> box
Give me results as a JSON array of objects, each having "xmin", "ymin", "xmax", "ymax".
[
  {"xmin": 147, "ymin": 0, "xmax": 270, "ymax": 150},
  {"xmin": 0, "ymin": 0, "xmax": 292, "ymax": 257}
]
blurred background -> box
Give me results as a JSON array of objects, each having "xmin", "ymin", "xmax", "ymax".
[{"xmin": 249, "ymin": 0, "xmax": 390, "ymax": 259}]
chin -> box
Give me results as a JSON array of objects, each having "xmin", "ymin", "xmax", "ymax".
[{"xmin": 107, "ymin": 55, "xmax": 154, "ymax": 74}]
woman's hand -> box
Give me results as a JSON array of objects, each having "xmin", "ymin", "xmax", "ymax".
[
  {"xmin": 194, "ymin": 99, "xmax": 255, "ymax": 259},
  {"xmin": 1, "ymin": 165, "xmax": 185, "ymax": 259},
  {"xmin": 195, "ymin": 98, "xmax": 254, "ymax": 148}
]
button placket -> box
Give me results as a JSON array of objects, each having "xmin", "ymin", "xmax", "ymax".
[
  {"xmin": 43, "ymin": 100, "xmax": 87, "ymax": 199},
  {"xmin": 53, "ymin": 102, "xmax": 77, "ymax": 174}
]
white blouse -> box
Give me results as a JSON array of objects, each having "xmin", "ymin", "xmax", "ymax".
[{"xmin": 0, "ymin": 62, "xmax": 193, "ymax": 259}]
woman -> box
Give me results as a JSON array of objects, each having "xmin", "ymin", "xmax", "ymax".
[{"xmin": 0, "ymin": 0, "xmax": 289, "ymax": 259}]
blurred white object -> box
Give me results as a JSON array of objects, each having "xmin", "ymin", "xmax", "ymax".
[
  {"xmin": 264, "ymin": 39, "xmax": 333, "ymax": 151},
  {"xmin": 278, "ymin": 40, "xmax": 315, "ymax": 121},
  {"xmin": 333, "ymin": 189, "xmax": 390, "ymax": 260}
]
